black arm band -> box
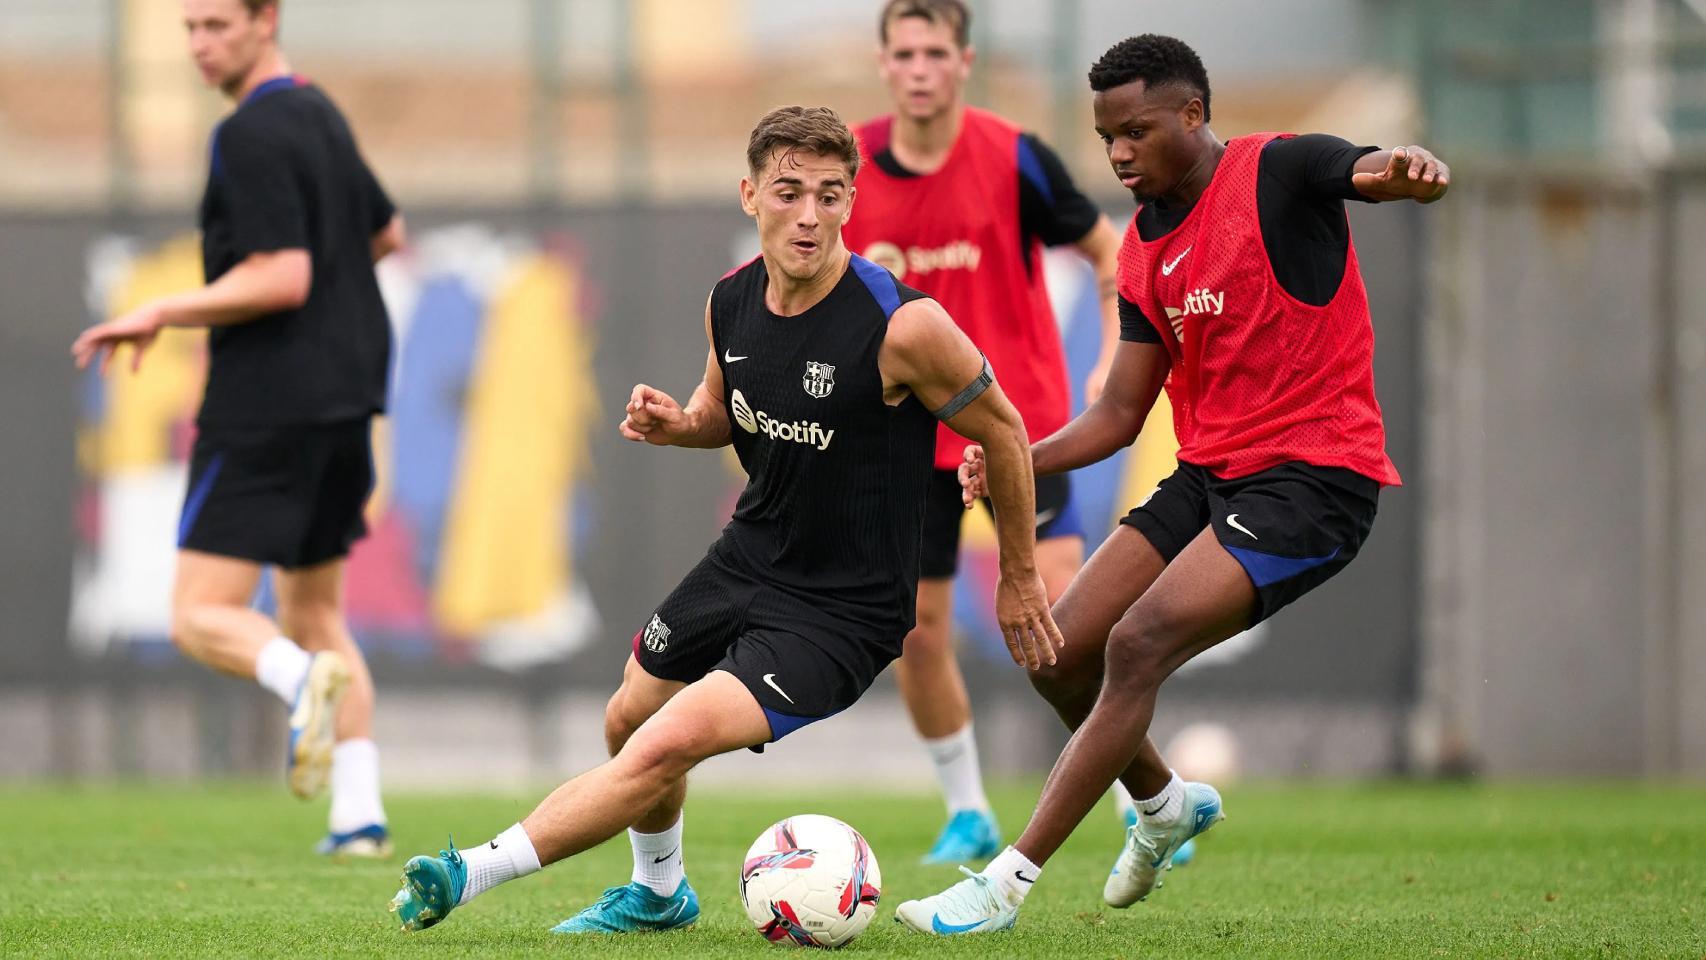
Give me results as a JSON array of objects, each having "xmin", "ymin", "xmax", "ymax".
[{"xmin": 932, "ymin": 357, "xmax": 994, "ymax": 421}]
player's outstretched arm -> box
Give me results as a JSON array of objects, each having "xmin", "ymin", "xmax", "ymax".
[
  {"xmin": 882, "ymin": 298, "xmax": 1064, "ymax": 670},
  {"xmin": 619, "ymin": 294, "xmax": 732, "ymax": 449},
  {"xmin": 71, "ymin": 249, "xmax": 311, "ymax": 374},
  {"xmin": 1351, "ymin": 145, "xmax": 1450, "ymax": 203}
]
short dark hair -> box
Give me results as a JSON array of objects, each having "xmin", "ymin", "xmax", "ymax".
[
  {"xmin": 241, "ymin": 0, "xmax": 278, "ymax": 15},
  {"xmin": 1088, "ymin": 34, "xmax": 1212, "ymax": 122},
  {"xmin": 746, "ymin": 106, "xmax": 861, "ymax": 180},
  {"xmin": 878, "ymin": 0, "xmax": 971, "ymax": 49}
]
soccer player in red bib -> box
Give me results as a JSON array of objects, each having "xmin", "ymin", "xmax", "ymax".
[
  {"xmin": 843, "ymin": 0, "xmax": 1127, "ymax": 865},
  {"xmin": 898, "ymin": 34, "xmax": 1449, "ymax": 934}
]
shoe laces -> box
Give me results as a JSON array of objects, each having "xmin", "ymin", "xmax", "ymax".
[
  {"xmin": 438, "ymin": 837, "xmax": 465, "ymax": 870},
  {"xmin": 936, "ymin": 866, "xmax": 1005, "ymax": 918}
]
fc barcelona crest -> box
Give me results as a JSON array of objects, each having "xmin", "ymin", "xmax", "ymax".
[
  {"xmin": 803, "ymin": 361, "xmax": 835, "ymax": 399},
  {"xmin": 642, "ymin": 614, "xmax": 671, "ymax": 653}
]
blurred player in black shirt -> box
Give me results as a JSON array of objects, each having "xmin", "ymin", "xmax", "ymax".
[{"xmin": 73, "ymin": 0, "xmax": 404, "ymax": 858}]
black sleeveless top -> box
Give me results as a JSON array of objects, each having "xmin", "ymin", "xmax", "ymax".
[{"xmin": 709, "ymin": 253, "xmax": 938, "ymax": 629}]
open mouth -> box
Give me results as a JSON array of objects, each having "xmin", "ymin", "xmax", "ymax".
[
  {"xmin": 1117, "ymin": 171, "xmax": 1142, "ymax": 190},
  {"xmin": 791, "ymin": 239, "xmax": 819, "ymax": 255}
]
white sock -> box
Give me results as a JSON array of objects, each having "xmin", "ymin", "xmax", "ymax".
[
  {"xmin": 923, "ymin": 723, "xmax": 991, "ymax": 815},
  {"xmin": 457, "ymin": 822, "xmax": 542, "ymax": 905},
  {"xmin": 254, "ymin": 637, "xmax": 312, "ymax": 705},
  {"xmin": 329, "ymin": 739, "xmax": 387, "ymax": 834},
  {"xmin": 1138, "ymin": 772, "xmax": 1185, "ymax": 825},
  {"xmin": 629, "ymin": 816, "xmax": 685, "ymax": 896},
  {"xmin": 982, "ymin": 845, "xmax": 1041, "ymax": 908},
  {"xmin": 1113, "ymin": 780, "xmax": 1138, "ymax": 821}
]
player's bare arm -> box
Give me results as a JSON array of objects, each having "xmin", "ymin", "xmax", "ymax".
[
  {"xmin": 619, "ymin": 294, "xmax": 733, "ymax": 449},
  {"xmin": 371, "ymin": 213, "xmax": 407, "ymax": 262},
  {"xmin": 880, "ymin": 296, "xmax": 1065, "ymax": 670},
  {"xmin": 71, "ymin": 248, "xmax": 310, "ymax": 374},
  {"xmin": 1351, "ymin": 145, "xmax": 1450, "ymax": 203},
  {"xmin": 959, "ymin": 339, "xmax": 1169, "ymax": 502},
  {"xmin": 1074, "ymin": 215, "xmax": 1124, "ymax": 403}
]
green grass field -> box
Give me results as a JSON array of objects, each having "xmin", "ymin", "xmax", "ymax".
[{"xmin": 1, "ymin": 781, "xmax": 1702, "ymax": 958}]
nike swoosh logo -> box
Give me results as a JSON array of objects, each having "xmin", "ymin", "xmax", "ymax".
[
  {"xmin": 662, "ymin": 897, "xmax": 689, "ymax": 922},
  {"xmin": 1161, "ymin": 246, "xmax": 1192, "ymax": 276},
  {"xmin": 653, "ymin": 846, "xmax": 678, "ymax": 864},
  {"xmin": 1033, "ymin": 506, "xmax": 1059, "ymax": 529},
  {"xmin": 1226, "ymin": 513, "xmax": 1258, "ymax": 539},
  {"xmin": 1014, "ymin": 870, "xmax": 1035, "ymax": 884},
  {"xmin": 762, "ymin": 673, "xmax": 794, "ymax": 705},
  {"xmin": 724, "ymin": 349, "xmax": 748, "ymax": 363},
  {"xmin": 489, "ymin": 840, "xmax": 499, "ymax": 850},
  {"xmin": 932, "ymin": 914, "xmax": 987, "ymax": 934}
]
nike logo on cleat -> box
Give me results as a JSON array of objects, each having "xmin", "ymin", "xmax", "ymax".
[{"xmin": 931, "ymin": 914, "xmax": 987, "ymax": 934}]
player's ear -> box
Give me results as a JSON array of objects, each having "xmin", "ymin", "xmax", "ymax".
[
  {"xmin": 1182, "ymin": 96, "xmax": 1204, "ymax": 131},
  {"xmin": 961, "ymin": 43, "xmax": 976, "ymax": 76},
  {"xmin": 739, "ymin": 175, "xmax": 759, "ymax": 218}
]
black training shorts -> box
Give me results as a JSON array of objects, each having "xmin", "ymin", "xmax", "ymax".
[
  {"xmin": 1121, "ymin": 460, "xmax": 1379, "ymax": 625},
  {"xmin": 178, "ymin": 418, "xmax": 374, "ymax": 569},
  {"xmin": 918, "ymin": 468, "xmax": 1082, "ymax": 579},
  {"xmin": 632, "ymin": 542, "xmax": 903, "ymax": 744}
]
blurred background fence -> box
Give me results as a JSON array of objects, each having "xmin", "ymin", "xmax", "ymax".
[{"xmin": 0, "ymin": 0, "xmax": 1702, "ymax": 786}]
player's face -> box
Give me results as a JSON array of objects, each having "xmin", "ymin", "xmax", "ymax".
[
  {"xmin": 1093, "ymin": 80, "xmax": 1206, "ymax": 204},
  {"xmin": 740, "ymin": 148, "xmax": 855, "ymax": 282},
  {"xmin": 878, "ymin": 16, "xmax": 973, "ymax": 123},
  {"xmin": 183, "ymin": 0, "xmax": 275, "ymax": 95}
]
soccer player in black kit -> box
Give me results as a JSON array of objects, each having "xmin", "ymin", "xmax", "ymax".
[
  {"xmin": 72, "ymin": 0, "xmax": 404, "ymax": 857},
  {"xmin": 387, "ymin": 106, "xmax": 1062, "ymax": 937}
]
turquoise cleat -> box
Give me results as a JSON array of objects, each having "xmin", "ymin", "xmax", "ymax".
[
  {"xmin": 318, "ymin": 823, "xmax": 392, "ymax": 859},
  {"xmin": 1122, "ymin": 805, "xmax": 1196, "ymax": 867},
  {"xmin": 921, "ymin": 809, "xmax": 1002, "ymax": 865},
  {"xmin": 550, "ymin": 879, "xmax": 699, "ymax": 934},
  {"xmin": 389, "ymin": 840, "xmax": 467, "ymax": 932},
  {"xmin": 894, "ymin": 866, "xmax": 1018, "ymax": 936},
  {"xmin": 1104, "ymin": 782, "xmax": 1224, "ymax": 907}
]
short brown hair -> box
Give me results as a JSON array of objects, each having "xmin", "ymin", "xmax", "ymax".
[
  {"xmin": 241, "ymin": 0, "xmax": 278, "ymax": 14},
  {"xmin": 878, "ymin": 0, "xmax": 970, "ymax": 49},
  {"xmin": 745, "ymin": 106, "xmax": 861, "ymax": 181}
]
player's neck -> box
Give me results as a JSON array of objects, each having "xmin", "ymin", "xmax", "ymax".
[
  {"xmin": 227, "ymin": 49, "xmax": 291, "ymax": 103},
  {"xmin": 763, "ymin": 247, "xmax": 850, "ymax": 317},
  {"xmin": 888, "ymin": 103, "xmax": 964, "ymax": 175},
  {"xmin": 1163, "ymin": 132, "xmax": 1225, "ymax": 207}
]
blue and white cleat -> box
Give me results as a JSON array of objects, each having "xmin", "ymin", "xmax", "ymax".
[
  {"xmin": 317, "ymin": 823, "xmax": 392, "ymax": 858},
  {"xmin": 1104, "ymin": 781, "xmax": 1224, "ymax": 907},
  {"xmin": 550, "ymin": 879, "xmax": 700, "ymax": 934},
  {"xmin": 286, "ymin": 651, "xmax": 349, "ymax": 800},
  {"xmin": 894, "ymin": 866, "xmax": 1018, "ymax": 936},
  {"xmin": 1122, "ymin": 804, "xmax": 1196, "ymax": 867},
  {"xmin": 921, "ymin": 809, "xmax": 1002, "ymax": 865},
  {"xmin": 389, "ymin": 841, "xmax": 467, "ymax": 932}
]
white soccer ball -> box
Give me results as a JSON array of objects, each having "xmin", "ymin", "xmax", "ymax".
[{"xmin": 740, "ymin": 814, "xmax": 882, "ymax": 948}]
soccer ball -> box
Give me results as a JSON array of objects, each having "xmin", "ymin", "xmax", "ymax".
[{"xmin": 740, "ymin": 814, "xmax": 882, "ymax": 948}]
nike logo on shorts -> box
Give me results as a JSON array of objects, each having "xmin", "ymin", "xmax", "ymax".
[
  {"xmin": 1226, "ymin": 513, "xmax": 1258, "ymax": 539},
  {"xmin": 724, "ymin": 349, "xmax": 748, "ymax": 363},
  {"xmin": 762, "ymin": 673, "xmax": 794, "ymax": 704}
]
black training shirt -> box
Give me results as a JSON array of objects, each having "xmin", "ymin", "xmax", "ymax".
[
  {"xmin": 197, "ymin": 76, "xmax": 396, "ymax": 427},
  {"xmin": 1119, "ymin": 133, "xmax": 1378, "ymax": 345}
]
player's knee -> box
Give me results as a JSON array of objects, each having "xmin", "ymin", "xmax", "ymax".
[
  {"xmin": 278, "ymin": 598, "xmax": 344, "ymax": 648},
  {"xmin": 899, "ymin": 617, "xmax": 953, "ymax": 663},
  {"xmin": 620, "ymin": 721, "xmax": 710, "ymax": 783},
  {"xmin": 604, "ymin": 690, "xmax": 646, "ymax": 752},
  {"xmin": 1028, "ymin": 656, "xmax": 1096, "ymax": 707},
  {"xmin": 1104, "ymin": 615, "xmax": 1179, "ymax": 692}
]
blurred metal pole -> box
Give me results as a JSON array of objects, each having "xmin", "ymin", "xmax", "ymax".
[
  {"xmin": 1050, "ymin": 0, "xmax": 1084, "ymax": 154},
  {"xmin": 106, "ymin": 0, "xmax": 135, "ymax": 214},
  {"xmin": 529, "ymin": 0, "xmax": 566, "ymax": 209},
  {"xmin": 967, "ymin": 0, "xmax": 991, "ymax": 108},
  {"xmin": 614, "ymin": 0, "xmax": 644, "ymax": 201}
]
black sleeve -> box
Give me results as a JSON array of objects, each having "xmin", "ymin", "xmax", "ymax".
[
  {"xmin": 215, "ymin": 120, "xmax": 310, "ymax": 257},
  {"xmin": 1261, "ymin": 133, "xmax": 1380, "ymax": 204},
  {"xmin": 1017, "ymin": 133, "xmax": 1103, "ymax": 247},
  {"xmin": 1119, "ymin": 294, "xmax": 1162, "ymax": 344},
  {"xmin": 360, "ymin": 160, "xmax": 396, "ymax": 234}
]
